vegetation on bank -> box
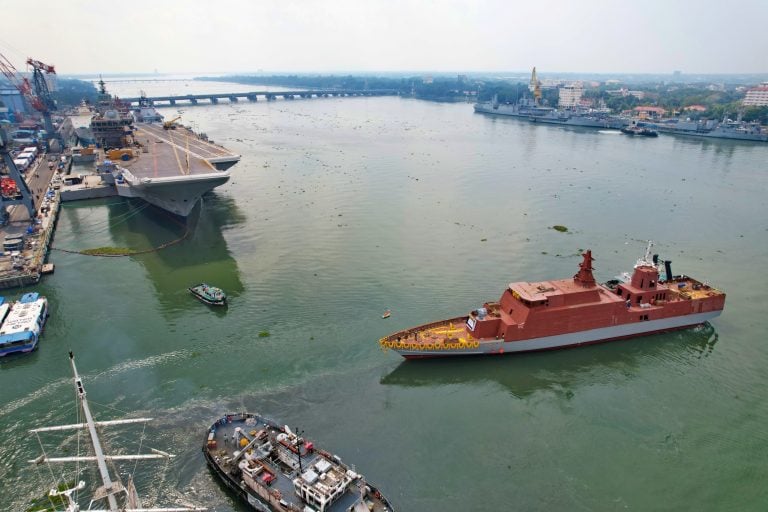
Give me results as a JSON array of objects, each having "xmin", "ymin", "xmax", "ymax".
[
  {"xmin": 53, "ymin": 78, "xmax": 98, "ymax": 107},
  {"xmin": 199, "ymin": 74, "xmax": 768, "ymax": 123},
  {"xmin": 197, "ymin": 74, "xmax": 476, "ymax": 102}
]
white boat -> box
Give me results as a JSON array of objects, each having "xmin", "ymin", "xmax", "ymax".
[
  {"xmin": 0, "ymin": 292, "xmax": 48, "ymax": 357},
  {"xmin": 28, "ymin": 352, "xmax": 206, "ymax": 511}
]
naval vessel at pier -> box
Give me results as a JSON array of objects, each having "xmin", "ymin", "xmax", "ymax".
[{"xmin": 90, "ymin": 82, "xmax": 240, "ymax": 217}]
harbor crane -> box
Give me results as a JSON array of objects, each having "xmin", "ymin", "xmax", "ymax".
[
  {"xmin": 529, "ymin": 66, "xmax": 542, "ymax": 105},
  {"xmin": 0, "ymin": 126, "xmax": 38, "ymax": 221},
  {"xmin": 0, "ymin": 51, "xmax": 61, "ymax": 149},
  {"xmin": 25, "ymin": 58, "xmax": 61, "ymax": 149},
  {"xmin": 0, "ymin": 50, "xmax": 42, "ymax": 220}
]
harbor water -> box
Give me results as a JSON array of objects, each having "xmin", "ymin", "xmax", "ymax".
[{"xmin": 2, "ymin": 80, "xmax": 767, "ymax": 511}]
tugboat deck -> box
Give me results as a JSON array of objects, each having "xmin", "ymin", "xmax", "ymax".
[{"xmin": 205, "ymin": 412, "xmax": 393, "ymax": 512}]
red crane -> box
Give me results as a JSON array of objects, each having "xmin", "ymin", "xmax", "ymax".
[
  {"xmin": 0, "ymin": 52, "xmax": 59, "ymax": 146},
  {"xmin": 0, "ymin": 51, "xmax": 34, "ymax": 108}
]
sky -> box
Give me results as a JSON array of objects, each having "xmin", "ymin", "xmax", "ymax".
[{"xmin": 1, "ymin": 0, "xmax": 766, "ymax": 76}]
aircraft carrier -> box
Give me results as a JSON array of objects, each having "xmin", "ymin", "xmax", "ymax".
[
  {"xmin": 90, "ymin": 82, "xmax": 240, "ymax": 217},
  {"xmin": 113, "ymin": 121, "xmax": 240, "ymax": 216}
]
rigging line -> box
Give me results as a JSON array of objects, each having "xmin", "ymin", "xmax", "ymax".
[
  {"xmin": 87, "ymin": 398, "xmax": 131, "ymax": 416},
  {"xmin": 52, "ymin": 201, "xmax": 153, "ymax": 248},
  {"xmin": 0, "ymin": 38, "xmax": 27, "ymax": 63},
  {"xmin": 75, "ymin": 387, "xmax": 83, "ymax": 505},
  {"xmin": 81, "ymin": 202, "xmax": 152, "ymax": 236},
  {"xmin": 75, "ymin": 200, "xmax": 149, "ymax": 229},
  {"xmin": 132, "ymin": 421, "xmax": 148, "ymax": 478},
  {"xmin": 35, "ymin": 430, "xmax": 58, "ymax": 485},
  {"xmin": 32, "ymin": 450, "xmax": 61, "ymax": 512}
]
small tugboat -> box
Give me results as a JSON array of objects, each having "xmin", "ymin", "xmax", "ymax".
[
  {"xmin": 379, "ymin": 242, "xmax": 725, "ymax": 358},
  {"xmin": 621, "ymin": 125, "xmax": 659, "ymax": 137},
  {"xmin": 189, "ymin": 283, "xmax": 227, "ymax": 306},
  {"xmin": 204, "ymin": 412, "xmax": 394, "ymax": 512},
  {"xmin": 29, "ymin": 352, "xmax": 205, "ymax": 511}
]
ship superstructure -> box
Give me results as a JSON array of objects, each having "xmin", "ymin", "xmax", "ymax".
[
  {"xmin": 90, "ymin": 80, "xmax": 240, "ymax": 216},
  {"xmin": 204, "ymin": 412, "xmax": 394, "ymax": 512},
  {"xmin": 380, "ymin": 242, "xmax": 726, "ymax": 358},
  {"xmin": 650, "ymin": 118, "xmax": 768, "ymax": 142}
]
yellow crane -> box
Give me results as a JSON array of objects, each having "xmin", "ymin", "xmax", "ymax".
[
  {"xmin": 163, "ymin": 116, "xmax": 182, "ymax": 130},
  {"xmin": 529, "ymin": 67, "xmax": 542, "ymax": 105}
]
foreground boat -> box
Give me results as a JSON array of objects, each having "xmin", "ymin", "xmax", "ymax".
[
  {"xmin": 29, "ymin": 352, "xmax": 205, "ymax": 511},
  {"xmin": 189, "ymin": 283, "xmax": 227, "ymax": 306},
  {"xmin": 0, "ymin": 292, "xmax": 48, "ymax": 357},
  {"xmin": 380, "ymin": 242, "xmax": 726, "ymax": 358},
  {"xmin": 204, "ymin": 412, "xmax": 394, "ymax": 512}
]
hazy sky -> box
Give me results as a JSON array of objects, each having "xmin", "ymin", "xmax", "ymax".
[{"xmin": 1, "ymin": 0, "xmax": 766, "ymax": 75}]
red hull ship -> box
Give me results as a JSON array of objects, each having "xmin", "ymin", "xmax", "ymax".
[{"xmin": 380, "ymin": 243, "xmax": 725, "ymax": 358}]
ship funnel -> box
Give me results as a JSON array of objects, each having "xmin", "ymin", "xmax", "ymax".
[
  {"xmin": 664, "ymin": 260, "xmax": 673, "ymax": 281},
  {"xmin": 652, "ymin": 254, "xmax": 659, "ymax": 265}
]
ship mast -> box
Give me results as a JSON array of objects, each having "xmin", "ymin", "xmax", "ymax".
[
  {"xmin": 69, "ymin": 351, "xmax": 119, "ymax": 511},
  {"xmin": 29, "ymin": 352, "xmax": 206, "ymax": 511},
  {"xmin": 573, "ymin": 250, "xmax": 596, "ymax": 287}
]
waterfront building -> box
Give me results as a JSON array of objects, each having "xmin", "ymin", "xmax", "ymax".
[
  {"xmin": 743, "ymin": 85, "xmax": 768, "ymax": 107},
  {"xmin": 633, "ymin": 106, "xmax": 666, "ymax": 119},
  {"xmin": 558, "ymin": 84, "xmax": 584, "ymax": 108}
]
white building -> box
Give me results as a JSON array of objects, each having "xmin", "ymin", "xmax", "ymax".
[
  {"xmin": 743, "ymin": 85, "xmax": 768, "ymax": 107},
  {"xmin": 558, "ymin": 85, "xmax": 584, "ymax": 108}
]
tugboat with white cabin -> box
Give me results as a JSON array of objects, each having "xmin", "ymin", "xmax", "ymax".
[{"xmin": 204, "ymin": 412, "xmax": 394, "ymax": 512}]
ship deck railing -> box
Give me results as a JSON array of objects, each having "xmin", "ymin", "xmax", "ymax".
[{"xmin": 379, "ymin": 316, "xmax": 481, "ymax": 351}]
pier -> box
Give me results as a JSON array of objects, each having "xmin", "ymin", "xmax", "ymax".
[
  {"xmin": 119, "ymin": 89, "xmax": 399, "ymax": 106},
  {"xmin": 0, "ymin": 155, "xmax": 62, "ymax": 289}
]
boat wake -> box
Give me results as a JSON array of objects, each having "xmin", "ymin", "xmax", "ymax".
[{"xmin": 0, "ymin": 351, "xmax": 189, "ymax": 418}]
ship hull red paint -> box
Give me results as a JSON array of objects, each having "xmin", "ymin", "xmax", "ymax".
[
  {"xmin": 400, "ymin": 319, "xmax": 712, "ymax": 359},
  {"xmin": 381, "ymin": 247, "xmax": 726, "ymax": 359}
]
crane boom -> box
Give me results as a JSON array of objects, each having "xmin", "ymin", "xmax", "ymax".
[
  {"xmin": 25, "ymin": 58, "xmax": 59, "ymax": 148},
  {"xmin": 0, "ymin": 52, "xmax": 33, "ymax": 102},
  {"xmin": 529, "ymin": 66, "xmax": 542, "ymax": 105}
]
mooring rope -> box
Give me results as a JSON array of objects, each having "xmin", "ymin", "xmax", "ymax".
[{"xmin": 50, "ymin": 204, "xmax": 191, "ymax": 257}]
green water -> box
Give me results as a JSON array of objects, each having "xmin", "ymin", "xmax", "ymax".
[{"xmin": 2, "ymin": 94, "xmax": 768, "ymax": 511}]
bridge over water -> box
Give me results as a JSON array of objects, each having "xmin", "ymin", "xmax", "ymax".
[{"xmin": 120, "ymin": 89, "xmax": 399, "ymax": 106}]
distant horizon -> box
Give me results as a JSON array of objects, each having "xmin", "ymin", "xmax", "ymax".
[
  {"xmin": 62, "ymin": 69, "xmax": 768, "ymax": 77},
  {"xmin": 60, "ymin": 69, "xmax": 768, "ymax": 84}
]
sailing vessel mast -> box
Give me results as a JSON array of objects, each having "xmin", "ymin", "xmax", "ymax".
[{"xmin": 29, "ymin": 352, "xmax": 205, "ymax": 512}]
